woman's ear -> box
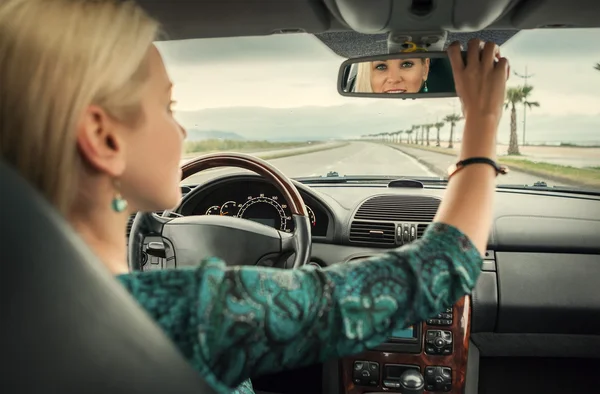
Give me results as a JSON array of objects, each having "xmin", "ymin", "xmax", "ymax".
[{"xmin": 76, "ymin": 105, "xmax": 126, "ymax": 177}]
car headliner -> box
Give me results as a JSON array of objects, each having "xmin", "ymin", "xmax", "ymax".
[{"xmin": 136, "ymin": 0, "xmax": 599, "ymax": 57}]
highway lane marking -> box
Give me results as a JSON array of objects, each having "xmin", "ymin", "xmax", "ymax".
[{"xmin": 392, "ymin": 148, "xmax": 437, "ymax": 177}]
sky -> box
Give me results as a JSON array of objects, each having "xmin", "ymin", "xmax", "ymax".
[{"xmin": 156, "ymin": 29, "xmax": 600, "ymax": 145}]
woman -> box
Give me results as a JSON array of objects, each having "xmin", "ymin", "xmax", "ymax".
[
  {"xmin": 354, "ymin": 58, "xmax": 430, "ymax": 93},
  {"xmin": 0, "ymin": 1, "xmax": 509, "ymax": 393}
]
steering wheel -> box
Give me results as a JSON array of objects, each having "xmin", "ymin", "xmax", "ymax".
[{"xmin": 128, "ymin": 153, "xmax": 312, "ymax": 271}]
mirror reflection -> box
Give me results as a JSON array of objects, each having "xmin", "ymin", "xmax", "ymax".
[{"xmin": 339, "ymin": 52, "xmax": 457, "ymax": 97}]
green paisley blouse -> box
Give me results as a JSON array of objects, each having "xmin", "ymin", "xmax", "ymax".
[{"xmin": 117, "ymin": 222, "xmax": 483, "ymax": 394}]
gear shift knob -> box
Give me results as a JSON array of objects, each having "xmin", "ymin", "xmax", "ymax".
[{"xmin": 399, "ymin": 369, "xmax": 425, "ymax": 394}]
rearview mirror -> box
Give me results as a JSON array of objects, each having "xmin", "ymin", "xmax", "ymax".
[{"xmin": 337, "ymin": 51, "xmax": 460, "ymax": 99}]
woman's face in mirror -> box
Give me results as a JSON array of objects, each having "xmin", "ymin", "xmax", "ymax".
[{"xmin": 369, "ymin": 58, "xmax": 430, "ymax": 93}]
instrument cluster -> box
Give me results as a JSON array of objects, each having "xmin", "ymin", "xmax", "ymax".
[{"xmin": 186, "ymin": 180, "xmax": 328, "ymax": 236}]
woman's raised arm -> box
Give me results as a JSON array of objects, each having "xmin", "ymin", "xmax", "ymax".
[{"xmin": 118, "ymin": 222, "xmax": 481, "ymax": 391}]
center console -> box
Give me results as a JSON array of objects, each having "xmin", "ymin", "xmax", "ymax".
[{"xmin": 340, "ymin": 296, "xmax": 471, "ymax": 393}]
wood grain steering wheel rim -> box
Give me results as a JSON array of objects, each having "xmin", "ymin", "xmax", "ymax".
[{"xmin": 181, "ymin": 152, "xmax": 308, "ymax": 216}]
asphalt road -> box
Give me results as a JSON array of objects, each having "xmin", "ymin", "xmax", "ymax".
[{"xmin": 181, "ymin": 141, "xmax": 566, "ymax": 187}]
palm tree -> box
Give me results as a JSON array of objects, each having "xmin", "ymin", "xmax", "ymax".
[
  {"xmin": 406, "ymin": 129, "xmax": 413, "ymax": 144},
  {"xmin": 505, "ymin": 85, "xmax": 540, "ymax": 154},
  {"xmin": 519, "ymin": 85, "xmax": 540, "ymax": 146},
  {"xmin": 443, "ymin": 113, "xmax": 463, "ymax": 149},
  {"xmin": 413, "ymin": 125, "xmax": 420, "ymax": 145},
  {"xmin": 425, "ymin": 124, "xmax": 433, "ymax": 146},
  {"xmin": 434, "ymin": 121, "xmax": 445, "ymax": 147},
  {"xmin": 421, "ymin": 124, "xmax": 429, "ymax": 145},
  {"xmin": 398, "ymin": 130, "xmax": 404, "ymax": 143},
  {"xmin": 595, "ymin": 62, "xmax": 600, "ymax": 71},
  {"xmin": 505, "ymin": 88, "xmax": 522, "ymax": 155}
]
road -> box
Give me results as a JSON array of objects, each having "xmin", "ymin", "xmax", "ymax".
[
  {"xmin": 182, "ymin": 141, "xmax": 565, "ymax": 187},
  {"xmin": 179, "ymin": 141, "xmax": 342, "ymax": 166}
]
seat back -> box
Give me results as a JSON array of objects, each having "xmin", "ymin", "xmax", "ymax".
[{"xmin": 0, "ymin": 160, "xmax": 215, "ymax": 394}]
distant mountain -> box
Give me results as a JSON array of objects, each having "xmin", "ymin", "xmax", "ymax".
[
  {"xmin": 174, "ymin": 103, "xmax": 597, "ymax": 145},
  {"xmin": 186, "ymin": 129, "xmax": 245, "ymax": 141}
]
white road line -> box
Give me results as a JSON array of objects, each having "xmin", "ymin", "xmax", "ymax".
[{"xmin": 393, "ymin": 148, "xmax": 437, "ymax": 177}]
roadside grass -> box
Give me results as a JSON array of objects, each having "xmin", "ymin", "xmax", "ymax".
[
  {"xmin": 388, "ymin": 143, "xmax": 600, "ymax": 189},
  {"xmin": 184, "ymin": 139, "xmax": 311, "ymax": 154},
  {"xmin": 182, "ymin": 140, "xmax": 349, "ymax": 162},
  {"xmin": 499, "ymin": 158, "xmax": 600, "ymax": 188},
  {"xmin": 259, "ymin": 143, "xmax": 349, "ymax": 160}
]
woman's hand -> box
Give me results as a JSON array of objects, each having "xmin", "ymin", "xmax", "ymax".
[
  {"xmin": 447, "ymin": 39, "xmax": 510, "ymax": 125},
  {"xmin": 433, "ymin": 39, "xmax": 510, "ymax": 255}
]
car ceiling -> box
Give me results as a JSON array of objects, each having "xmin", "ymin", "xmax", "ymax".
[{"xmin": 138, "ymin": 0, "xmax": 599, "ymax": 57}]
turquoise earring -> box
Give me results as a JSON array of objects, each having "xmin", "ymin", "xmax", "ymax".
[
  {"xmin": 111, "ymin": 181, "xmax": 128, "ymax": 213},
  {"xmin": 423, "ymin": 81, "xmax": 429, "ymax": 93}
]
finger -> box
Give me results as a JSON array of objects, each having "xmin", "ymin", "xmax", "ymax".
[
  {"xmin": 466, "ymin": 38, "xmax": 482, "ymax": 67},
  {"xmin": 496, "ymin": 57, "xmax": 510, "ymax": 81},
  {"xmin": 481, "ymin": 41, "xmax": 498, "ymax": 69},
  {"xmin": 447, "ymin": 41, "xmax": 465, "ymax": 76}
]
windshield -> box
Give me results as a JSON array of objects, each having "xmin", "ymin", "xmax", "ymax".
[{"xmin": 158, "ymin": 30, "xmax": 600, "ymax": 191}]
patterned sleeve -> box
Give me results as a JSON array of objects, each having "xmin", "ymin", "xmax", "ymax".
[{"xmin": 118, "ymin": 222, "xmax": 482, "ymax": 392}]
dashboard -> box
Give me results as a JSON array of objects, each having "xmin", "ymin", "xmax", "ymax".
[
  {"xmin": 132, "ymin": 173, "xmax": 600, "ymax": 394},
  {"xmin": 178, "ymin": 177, "xmax": 330, "ymax": 237}
]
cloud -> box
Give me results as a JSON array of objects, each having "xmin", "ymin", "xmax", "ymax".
[
  {"xmin": 156, "ymin": 34, "xmax": 340, "ymax": 66},
  {"xmin": 161, "ymin": 29, "xmax": 600, "ymax": 143}
]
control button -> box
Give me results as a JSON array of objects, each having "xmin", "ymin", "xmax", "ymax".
[
  {"xmin": 425, "ymin": 366, "xmax": 452, "ymax": 392},
  {"xmin": 446, "ymin": 307, "xmax": 453, "ymax": 313},
  {"xmin": 383, "ymin": 380, "xmax": 401, "ymax": 388},
  {"xmin": 442, "ymin": 367, "xmax": 452, "ymax": 378},
  {"xmin": 410, "ymin": 225, "xmax": 416, "ymax": 240},
  {"xmin": 440, "ymin": 319, "xmax": 452, "ymax": 326},
  {"xmin": 441, "ymin": 313, "xmax": 452, "ymax": 319},
  {"xmin": 353, "ymin": 360, "xmax": 379, "ymax": 387},
  {"xmin": 425, "ymin": 330, "xmax": 453, "ymax": 355}
]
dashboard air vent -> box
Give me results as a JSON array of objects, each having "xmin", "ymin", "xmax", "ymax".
[
  {"xmin": 417, "ymin": 223, "xmax": 429, "ymax": 238},
  {"xmin": 349, "ymin": 221, "xmax": 396, "ymax": 246},
  {"xmin": 354, "ymin": 195, "xmax": 440, "ymax": 222}
]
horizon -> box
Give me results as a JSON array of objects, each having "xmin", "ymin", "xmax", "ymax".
[{"xmin": 158, "ymin": 28, "xmax": 600, "ymax": 146}]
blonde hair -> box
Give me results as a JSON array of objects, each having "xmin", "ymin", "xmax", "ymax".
[
  {"xmin": 0, "ymin": 0, "xmax": 159, "ymax": 214},
  {"xmin": 354, "ymin": 62, "xmax": 373, "ymax": 93}
]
